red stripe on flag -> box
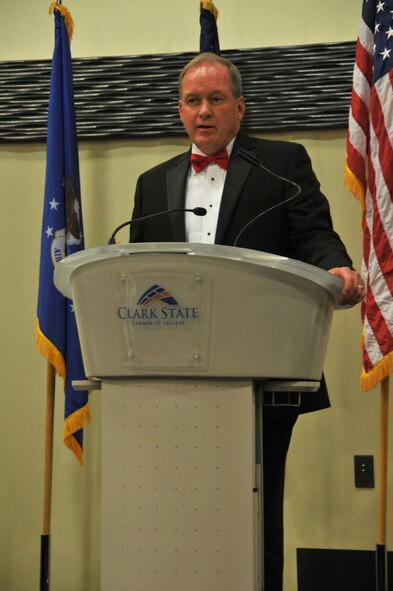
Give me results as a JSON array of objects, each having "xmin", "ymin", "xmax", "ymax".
[
  {"xmin": 363, "ymin": 289, "xmax": 393, "ymax": 363},
  {"xmin": 361, "ymin": 331, "xmax": 373, "ymax": 374},
  {"xmin": 365, "ymin": 159, "xmax": 393, "ymax": 299},
  {"xmin": 370, "ymin": 88, "xmax": 393, "ymax": 194},
  {"xmin": 350, "ymin": 88, "xmax": 370, "ymax": 139},
  {"xmin": 346, "ymin": 141, "xmax": 367, "ymax": 187},
  {"xmin": 355, "ymin": 37, "xmax": 373, "ymax": 84},
  {"xmin": 351, "ymin": 90, "xmax": 370, "ymax": 138}
]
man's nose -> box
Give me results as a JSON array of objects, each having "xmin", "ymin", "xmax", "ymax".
[{"xmin": 198, "ymin": 99, "xmax": 212, "ymax": 117}]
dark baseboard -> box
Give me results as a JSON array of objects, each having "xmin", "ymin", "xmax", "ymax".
[{"xmin": 297, "ymin": 548, "xmax": 393, "ymax": 591}]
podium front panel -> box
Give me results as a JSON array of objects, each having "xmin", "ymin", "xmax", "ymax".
[
  {"xmin": 100, "ymin": 378, "xmax": 261, "ymax": 591},
  {"xmin": 112, "ymin": 268, "xmax": 213, "ymax": 371}
]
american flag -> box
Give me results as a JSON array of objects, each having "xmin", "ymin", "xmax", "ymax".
[{"xmin": 345, "ymin": 0, "xmax": 393, "ymax": 391}]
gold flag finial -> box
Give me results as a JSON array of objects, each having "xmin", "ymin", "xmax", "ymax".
[
  {"xmin": 200, "ymin": 0, "xmax": 219, "ymax": 20},
  {"xmin": 48, "ymin": 2, "xmax": 75, "ymax": 41}
]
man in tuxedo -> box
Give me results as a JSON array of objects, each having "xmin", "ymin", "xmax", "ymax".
[{"xmin": 130, "ymin": 52, "xmax": 364, "ymax": 591}]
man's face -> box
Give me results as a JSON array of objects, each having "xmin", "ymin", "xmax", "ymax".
[{"xmin": 178, "ymin": 62, "xmax": 245, "ymax": 155}]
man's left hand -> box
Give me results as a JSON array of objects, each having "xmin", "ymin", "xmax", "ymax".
[{"xmin": 328, "ymin": 267, "xmax": 365, "ymax": 306}]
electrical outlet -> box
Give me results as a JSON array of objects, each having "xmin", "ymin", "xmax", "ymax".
[{"xmin": 354, "ymin": 455, "xmax": 374, "ymax": 488}]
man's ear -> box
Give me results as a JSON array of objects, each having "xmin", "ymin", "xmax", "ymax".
[
  {"xmin": 237, "ymin": 97, "xmax": 246, "ymax": 120},
  {"xmin": 178, "ymin": 100, "xmax": 184, "ymax": 118}
]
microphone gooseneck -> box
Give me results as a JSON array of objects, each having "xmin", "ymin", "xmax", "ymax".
[
  {"xmin": 108, "ymin": 207, "xmax": 207, "ymax": 245},
  {"xmin": 234, "ymin": 149, "xmax": 302, "ymax": 247}
]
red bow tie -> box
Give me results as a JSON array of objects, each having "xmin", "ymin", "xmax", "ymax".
[{"xmin": 190, "ymin": 148, "xmax": 229, "ymax": 173}]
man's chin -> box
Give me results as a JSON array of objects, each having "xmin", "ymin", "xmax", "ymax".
[{"xmin": 193, "ymin": 132, "xmax": 220, "ymax": 154}]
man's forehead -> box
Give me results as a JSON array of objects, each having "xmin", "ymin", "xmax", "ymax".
[
  {"xmin": 182, "ymin": 85, "xmax": 228, "ymax": 96},
  {"xmin": 183, "ymin": 62, "xmax": 229, "ymax": 82},
  {"xmin": 181, "ymin": 64, "xmax": 232, "ymax": 95}
]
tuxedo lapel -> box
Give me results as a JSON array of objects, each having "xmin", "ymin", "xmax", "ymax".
[
  {"xmin": 166, "ymin": 151, "xmax": 190, "ymax": 242},
  {"xmin": 215, "ymin": 133, "xmax": 256, "ymax": 244}
]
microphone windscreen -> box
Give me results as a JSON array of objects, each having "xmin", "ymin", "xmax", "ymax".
[{"xmin": 193, "ymin": 207, "xmax": 207, "ymax": 216}]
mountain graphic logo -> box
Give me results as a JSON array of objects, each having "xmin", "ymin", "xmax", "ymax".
[{"xmin": 137, "ymin": 284, "xmax": 178, "ymax": 306}]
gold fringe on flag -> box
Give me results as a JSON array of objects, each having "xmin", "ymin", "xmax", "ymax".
[
  {"xmin": 344, "ymin": 163, "xmax": 366, "ymax": 222},
  {"xmin": 64, "ymin": 404, "xmax": 91, "ymax": 465},
  {"xmin": 36, "ymin": 319, "xmax": 66, "ymax": 380},
  {"xmin": 37, "ymin": 318, "xmax": 91, "ymax": 465},
  {"xmin": 360, "ymin": 347, "xmax": 393, "ymax": 392},
  {"xmin": 200, "ymin": 0, "xmax": 219, "ymax": 19},
  {"xmin": 48, "ymin": 1, "xmax": 75, "ymax": 42}
]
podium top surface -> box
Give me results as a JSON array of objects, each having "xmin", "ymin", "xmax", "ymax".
[{"xmin": 54, "ymin": 242, "xmax": 344, "ymax": 308}]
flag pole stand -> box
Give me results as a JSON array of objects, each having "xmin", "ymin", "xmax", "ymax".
[
  {"xmin": 40, "ymin": 362, "xmax": 56, "ymax": 591},
  {"xmin": 376, "ymin": 375, "xmax": 390, "ymax": 591}
]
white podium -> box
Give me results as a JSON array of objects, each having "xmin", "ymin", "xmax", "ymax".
[{"xmin": 54, "ymin": 243, "xmax": 343, "ymax": 591}]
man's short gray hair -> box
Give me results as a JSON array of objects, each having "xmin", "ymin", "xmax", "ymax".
[{"xmin": 178, "ymin": 52, "xmax": 243, "ymax": 99}]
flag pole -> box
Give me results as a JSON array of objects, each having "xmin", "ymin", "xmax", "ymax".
[
  {"xmin": 40, "ymin": 361, "xmax": 56, "ymax": 591},
  {"xmin": 376, "ymin": 375, "xmax": 390, "ymax": 591}
]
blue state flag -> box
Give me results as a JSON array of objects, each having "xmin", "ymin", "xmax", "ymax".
[
  {"xmin": 37, "ymin": 2, "xmax": 90, "ymax": 465},
  {"xmin": 199, "ymin": 0, "xmax": 221, "ymax": 55}
]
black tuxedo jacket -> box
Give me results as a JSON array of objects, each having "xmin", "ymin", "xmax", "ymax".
[{"xmin": 131, "ymin": 131, "xmax": 353, "ymax": 416}]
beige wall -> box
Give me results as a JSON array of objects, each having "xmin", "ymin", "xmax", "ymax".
[{"xmin": 1, "ymin": 1, "xmax": 390, "ymax": 589}]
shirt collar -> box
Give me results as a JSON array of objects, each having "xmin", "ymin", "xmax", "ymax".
[{"xmin": 191, "ymin": 137, "xmax": 236, "ymax": 158}]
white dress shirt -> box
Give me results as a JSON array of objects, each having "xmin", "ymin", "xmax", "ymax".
[{"xmin": 185, "ymin": 138, "xmax": 235, "ymax": 244}]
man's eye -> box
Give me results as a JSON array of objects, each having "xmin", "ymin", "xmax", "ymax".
[
  {"xmin": 211, "ymin": 96, "xmax": 224, "ymax": 104},
  {"xmin": 186, "ymin": 97, "xmax": 199, "ymax": 105}
]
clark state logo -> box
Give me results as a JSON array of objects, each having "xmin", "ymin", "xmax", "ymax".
[{"xmin": 117, "ymin": 284, "xmax": 199, "ymax": 327}]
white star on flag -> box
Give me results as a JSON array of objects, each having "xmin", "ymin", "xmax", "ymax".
[{"xmin": 49, "ymin": 198, "xmax": 60, "ymax": 210}]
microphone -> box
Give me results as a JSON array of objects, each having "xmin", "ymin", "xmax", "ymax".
[
  {"xmin": 107, "ymin": 207, "xmax": 207, "ymax": 244},
  {"xmin": 234, "ymin": 148, "xmax": 301, "ymax": 247}
]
